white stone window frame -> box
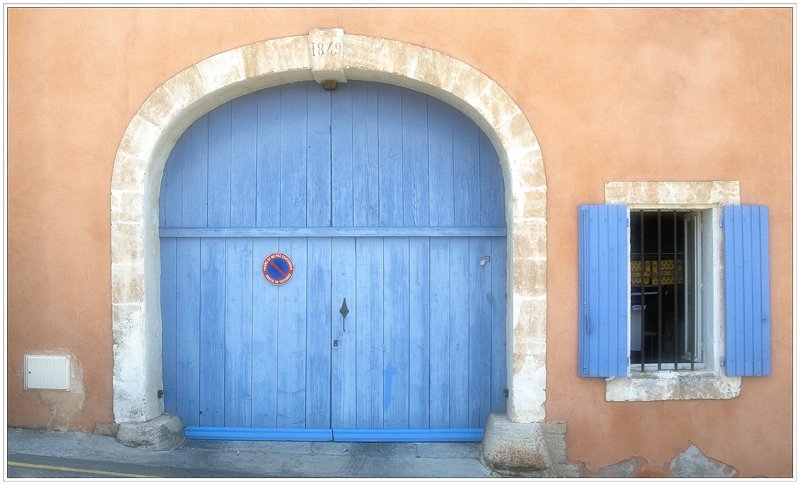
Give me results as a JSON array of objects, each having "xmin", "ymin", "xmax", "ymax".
[{"xmin": 604, "ymin": 181, "xmax": 742, "ymax": 401}]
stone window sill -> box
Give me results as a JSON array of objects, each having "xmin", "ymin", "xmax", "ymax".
[{"xmin": 605, "ymin": 371, "xmax": 741, "ymax": 402}]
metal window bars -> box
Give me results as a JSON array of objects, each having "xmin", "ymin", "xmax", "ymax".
[{"xmin": 631, "ymin": 210, "xmax": 698, "ymax": 371}]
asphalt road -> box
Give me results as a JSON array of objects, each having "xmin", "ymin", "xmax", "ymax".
[{"xmin": 7, "ymin": 453, "xmax": 266, "ymax": 479}]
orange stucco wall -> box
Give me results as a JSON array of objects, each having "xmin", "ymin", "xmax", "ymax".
[{"xmin": 7, "ymin": 7, "xmax": 793, "ymax": 476}]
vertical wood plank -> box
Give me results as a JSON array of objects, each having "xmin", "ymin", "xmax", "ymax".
[
  {"xmin": 181, "ymin": 117, "xmax": 209, "ymax": 228},
  {"xmin": 331, "ymin": 83, "xmax": 354, "ymax": 227},
  {"xmin": 468, "ymin": 237, "xmax": 492, "ymax": 428},
  {"xmin": 160, "ymin": 238, "xmax": 178, "ymax": 414},
  {"xmin": 352, "ymin": 82, "xmax": 380, "ymax": 227},
  {"xmin": 600, "ymin": 206, "xmax": 630, "ymax": 375},
  {"xmin": 276, "ymin": 238, "xmax": 307, "ymax": 427},
  {"xmin": 758, "ymin": 207, "xmax": 771, "ymax": 375},
  {"xmin": 224, "ymin": 238, "xmax": 253, "ymax": 427},
  {"xmin": 428, "ymin": 238, "xmax": 450, "ymax": 428},
  {"xmin": 199, "ymin": 238, "xmax": 226, "ymax": 426},
  {"xmin": 742, "ymin": 207, "xmax": 755, "ymax": 376},
  {"xmin": 726, "ymin": 206, "xmax": 745, "ymax": 376},
  {"xmin": 592, "ymin": 206, "xmax": 606, "ymax": 374},
  {"xmin": 448, "ymin": 237, "xmax": 470, "ymax": 427},
  {"xmin": 162, "ymin": 138, "xmax": 183, "ymax": 228},
  {"xmin": 176, "ymin": 238, "xmax": 201, "ymax": 426},
  {"xmin": 490, "ymin": 236, "xmax": 508, "ymax": 414},
  {"xmin": 427, "ymin": 98, "xmax": 455, "ymax": 227},
  {"xmin": 749, "ymin": 207, "xmax": 762, "ymax": 374},
  {"xmin": 306, "ymin": 238, "xmax": 332, "ymax": 428},
  {"xmin": 307, "ymin": 86, "xmax": 331, "ymax": 227},
  {"xmin": 408, "ymin": 237, "xmax": 430, "ymax": 428},
  {"xmin": 331, "ymin": 237, "xmax": 357, "ymax": 428},
  {"xmin": 452, "ymin": 111, "xmax": 480, "ymax": 227},
  {"xmin": 256, "ymin": 89, "xmax": 282, "ymax": 228},
  {"xmin": 356, "ymin": 237, "xmax": 384, "ymax": 428},
  {"xmin": 280, "ymin": 83, "xmax": 308, "ymax": 228},
  {"xmin": 378, "ymin": 84, "xmax": 403, "ymax": 227},
  {"xmin": 231, "ymin": 93, "xmax": 258, "ymax": 227},
  {"xmin": 754, "ymin": 206, "xmax": 772, "ymax": 376},
  {"xmin": 402, "ymin": 90, "xmax": 429, "ymax": 227},
  {"xmin": 383, "ymin": 237, "xmax": 410, "ymax": 429},
  {"xmin": 207, "ymin": 103, "xmax": 232, "ymax": 228},
  {"xmin": 479, "ymin": 133, "xmax": 504, "ymax": 227},
  {"xmin": 251, "ymin": 238, "xmax": 280, "ymax": 427}
]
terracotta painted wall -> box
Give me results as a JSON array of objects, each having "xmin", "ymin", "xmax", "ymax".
[{"xmin": 7, "ymin": 7, "xmax": 792, "ymax": 477}]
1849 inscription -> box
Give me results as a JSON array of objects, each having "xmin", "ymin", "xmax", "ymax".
[{"xmin": 311, "ymin": 41, "xmax": 342, "ymax": 57}]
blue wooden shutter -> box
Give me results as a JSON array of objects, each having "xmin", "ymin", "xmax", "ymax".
[
  {"xmin": 724, "ymin": 205, "xmax": 771, "ymax": 376},
  {"xmin": 578, "ymin": 205, "xmax": 629, "ymax": 377}
]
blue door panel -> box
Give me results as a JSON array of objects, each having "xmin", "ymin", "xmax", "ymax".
[{"xmin": 159, "ymin": 81, "xmax": 507, "ymax": 441}]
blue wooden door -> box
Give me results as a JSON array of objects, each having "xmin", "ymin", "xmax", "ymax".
[{"xmin": 159, "ymin": 81, "xmax": 507, "ymax": 442}]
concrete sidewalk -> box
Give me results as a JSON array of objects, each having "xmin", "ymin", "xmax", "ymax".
[{"xmin": 6, "ymin": 427, "xmax": 495, "ymax": 478}]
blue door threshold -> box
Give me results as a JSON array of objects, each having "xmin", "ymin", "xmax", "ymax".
[{"xmin": 184, "ymin": 427, "xmax": 484, "ymax": 442}]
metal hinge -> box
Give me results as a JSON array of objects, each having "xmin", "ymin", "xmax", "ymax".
[
  {"xmin": 503, "ymin": 389, "xmax": 509, "ymax": 399},
  {"xmin": 158, "ymin": 389, "xmax": 164, "ymax": 399}
]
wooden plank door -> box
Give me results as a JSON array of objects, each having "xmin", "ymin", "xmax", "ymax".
[{"xmin": 160, "ymin": 81, "xmax": 507, "ymax": 442}]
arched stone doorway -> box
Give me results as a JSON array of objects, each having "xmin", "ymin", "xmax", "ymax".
[{"xmin": 111, "ymin": 29, "xmax": 547, "ymax": 450}]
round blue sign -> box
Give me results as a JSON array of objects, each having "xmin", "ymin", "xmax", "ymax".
[{"xmin": 262, "ymin": 253, "xmax": 294, "ymax": 285}]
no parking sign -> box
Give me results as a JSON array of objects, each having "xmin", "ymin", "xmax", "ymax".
[{"xmin": 262, "ymin": 253, "xmax": 294, "ymax": 285}]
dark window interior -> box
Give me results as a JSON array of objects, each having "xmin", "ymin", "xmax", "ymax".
[{"xmin": 630, "ymin": 210, "xmax": 697, "ymax": 370}]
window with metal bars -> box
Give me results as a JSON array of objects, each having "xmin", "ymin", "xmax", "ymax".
[{"xmin": 630, "ymin": 210, "xmax": 702, "ymax": 371}]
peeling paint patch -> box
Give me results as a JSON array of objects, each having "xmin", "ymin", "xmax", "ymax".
[
  {"xmin": 666, "ymin": 443, "xmax": 738, "ymax": 478},
  {"xmin": 597, "ymin": 456, "xmax": 648, "ymax": 478}
]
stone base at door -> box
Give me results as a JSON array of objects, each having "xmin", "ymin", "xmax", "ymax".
[
  {"xmin": 116, "ymin": 413, "xmax": 185, "ymax": 450},
  {"xmin": 481, "ymin": 414, "xmax": 581, "ymax": 477}
]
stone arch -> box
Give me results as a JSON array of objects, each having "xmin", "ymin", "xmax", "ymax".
[{"xmin": 111, "ymin": 29, "xmax": 547, "ymax": 429}]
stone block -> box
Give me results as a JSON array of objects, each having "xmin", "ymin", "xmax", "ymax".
[
  {"xmin": 196, "ymin": 49, "xmax": 246, "ymax": 94},
  {"xmin": 512, "ymin": 257, "xmax": 547, "ymax": 297},
  {"xmin": 93, "ymin": 422, "xmax": 120, "ymax": 437},
  {"xmin": 111, "ymin": 262, "xmax": 145, "ymax": 304},
  {"xmin": 482, "ymin": 414, "xmax": 553, "ymax": 473},
  {"xmin": 309, "ymin": 28, "xmax": 347, "ymax": 84},
  {"xmin": 117, "ymin": 413, "xmax": 184, "ymax": 450},
  {"xmin": 118, "ymin": 115, "xmax": 161, "ymax": 162}
]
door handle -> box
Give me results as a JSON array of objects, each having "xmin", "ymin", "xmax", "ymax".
[{"xmin": 339, "ymin": 298, "xmax": 349, "ymax": 332}]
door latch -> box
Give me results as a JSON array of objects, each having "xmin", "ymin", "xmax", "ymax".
[
  {"xmin": 480, "ymin": 256, "xmax": 491, "ymax": 266},
  {"xmin": 339, "ymin": 298, "xmax": 349, "ymax": 332}
]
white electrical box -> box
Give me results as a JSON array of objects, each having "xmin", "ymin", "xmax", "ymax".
[{"xmin": 24, "ymin": 355, "xmax": 71, "ymax": 391}]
